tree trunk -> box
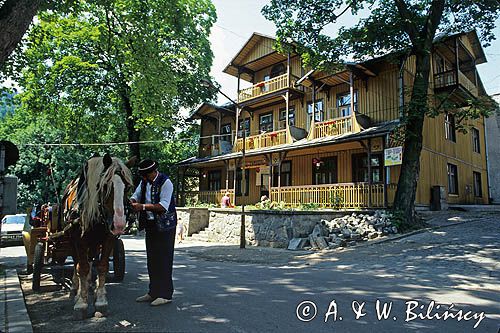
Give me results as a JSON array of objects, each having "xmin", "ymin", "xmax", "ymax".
[
  {"xmin": 0, "ymin": 0, "xmax": 40, "ymax": 64},
  {"xmin": 393, "ymin": 52, "xmax": 432, "ymax": 224},
  {"xmin": 120, "ymin": 89, "xmax": 140, "ymax": 160}
]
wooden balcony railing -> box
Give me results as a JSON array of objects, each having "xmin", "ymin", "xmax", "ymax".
[
  {"xmin": 238, "ymin": 74, "xmax": 294, "ymax": 103},
  {"xmin": 270, "ymin": 183, "xmax": 391, "ymax": 209},
  {"xmin": 312, "ymin": 116, "xmax": 353, "ymax": 139},
  {"xmin": 234, "ymin": 128, "xmax": 290, "ymax": 152},
  {"xmin": 434, "ymin": 69, "xmax": 478, "ymax": 97},
  {"xmin": 188, "ymin": 189, "xmax": 234, "ymax": 205}
]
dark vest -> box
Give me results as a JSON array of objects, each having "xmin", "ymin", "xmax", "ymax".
[{"xmin": 138, "ymin": 172, "xmax": 177, "ymax": 231}]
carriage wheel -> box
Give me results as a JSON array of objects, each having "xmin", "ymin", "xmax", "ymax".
[
  {"xmin": 111, "ymin": 238, "xmax": 125, "ymax": 282},
  {"xmin": 32, "ymin": 242, "xmax": 44, "ymax": 291}
]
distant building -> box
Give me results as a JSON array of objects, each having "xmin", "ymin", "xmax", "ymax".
[{"xmin": 486, "ymin": 93, "xmax": 500, "ymax": 203}]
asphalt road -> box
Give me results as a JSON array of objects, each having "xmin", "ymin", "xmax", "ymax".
[{"xmin": 2, "ymin": 215, "xmax": 499, "ymax": 332}]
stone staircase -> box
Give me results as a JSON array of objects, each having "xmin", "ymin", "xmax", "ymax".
[{"xmin": 187, "ymin": 227, "xmax": 212, "ymax": 242}]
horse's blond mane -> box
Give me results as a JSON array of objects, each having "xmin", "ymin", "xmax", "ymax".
[{"xmin": 78, "ymin": 157, "xmax": 132, "ymax": 233}]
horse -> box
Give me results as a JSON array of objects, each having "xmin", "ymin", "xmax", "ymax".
[{"xmin": 61, "ymin": 153, "xmax": 134, "ymax": 319}]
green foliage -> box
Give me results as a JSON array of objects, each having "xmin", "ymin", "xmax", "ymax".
[
  {"xmin": 254, "ymin": 200, "xmax": 287, "ymax": 210},
  {"xmin": 3, "ymin": 0, "xmax": 216, "ymax": 154},
  {"xmin": 298, "ymin": 202, "xmax": 321, "ymax": 210},
  {"xmin": 328, "ymin": 193, "xmax": 344, "ymax": 209}
]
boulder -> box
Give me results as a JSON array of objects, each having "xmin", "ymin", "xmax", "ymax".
[{"xmin": 288, "ymin": 238, "xmax": 309, "ymax": 251}]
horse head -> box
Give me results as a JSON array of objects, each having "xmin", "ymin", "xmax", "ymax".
[{"xmin": 77, "ymin": 153, "xmax": 135, "ymax": 236}]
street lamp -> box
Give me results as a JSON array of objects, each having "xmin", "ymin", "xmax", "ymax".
[{"xmin": 200, "ymin": 79, "xmax": 247, "ymax": 249}]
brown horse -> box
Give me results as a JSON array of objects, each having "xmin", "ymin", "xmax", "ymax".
[{"xmin": 61, "ymin": 154, "xmax": 133, "ymax": 318}]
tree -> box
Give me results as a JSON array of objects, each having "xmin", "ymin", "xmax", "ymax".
[
  {"xmin": 5, "ymin": 0, "xmax": 216, "ymax": 160},
  {"xmin": 263, "ymin": 0, "xmax": 500, "ymax": 225}
]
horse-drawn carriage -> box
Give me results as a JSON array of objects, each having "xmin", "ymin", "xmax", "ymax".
[{"xmin": 25, "ymin": 203, "xmax": 126, "ymax": 291}]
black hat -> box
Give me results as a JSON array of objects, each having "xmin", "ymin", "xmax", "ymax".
[{"xmin": 138, "ymin": 159, "xmax": 158, "ymax": 175}]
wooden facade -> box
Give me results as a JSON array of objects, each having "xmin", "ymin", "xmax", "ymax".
[{"xmin": 179, "ymin": 31, "xmax": 489, "ymax": 208}]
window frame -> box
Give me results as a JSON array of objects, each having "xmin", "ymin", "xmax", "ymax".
[
  {"xmin": 207, "ymin": 170, "xmax": 222, "ymax": 191},
  {"xmin": 447, "ymin": 163, "xmax": 459, "ymax": 195},
  {"xmin": 259, "ymin": 112, "xmax": 274, "ymax": 133},
  {"xmin": 352, "ymin": 153, "xmax": 383, "ymax": 183},
  {"xmin": 473, "ymin": 171, "xmax": 482, "ymax": 197},
  {"xmin": 221, "ymin": 123, "xmax": 232, "ymax": 142},
  {"xmin": 273, "ymin": 161, "xmax": 292, "ymax": 187},
  {"xmin": 279, "ymin": 106, "xmax": 295, "ymax": 129},
  {"xmin": 238, "ymin": 118, "xmax": 250, "ymax": 138},
  {"xmin": 336, "ymin": 90, "xmax": 358, "ymax": 118},
  {"xmin": 472, "ymin": 127, "xmax": 481, "ymax": 153},
  {"xmin": 313, "ymin": 156, "xmax": 338, "ymax": 185},
  {"xmin": 445, "ymin": 113, "xmax": 456, "ymax": 142}
]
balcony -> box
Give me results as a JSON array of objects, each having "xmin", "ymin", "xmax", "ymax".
[
  {"xmin": 310, "ymin": 116, "xmax": 354, "ymax": 140},
  {"xmin": 270, "ymin": 183, "xmax": 395, "ymax": 209},
  {"xmin": 237, "ymin": 74, "xmax": 302, "ymax": 106},
  {"xmin": 199, "ymin": 135, "xmax": 234, "ymax": 158},
  {"xmin": 434, "ymin": 69, "xmax": 479, "ymax": 101},
  {"xmin": 233, "ymin": 128, "xmax": 289, "ymax": 152}
]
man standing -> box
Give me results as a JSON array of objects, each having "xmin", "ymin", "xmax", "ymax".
[{"xmin": 130, "ymin": 159, "xmax": 176, "ymax": 306}]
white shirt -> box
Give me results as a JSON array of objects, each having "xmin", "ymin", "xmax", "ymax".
[{"xmin": 130, "ymin": 173, "xmax": 174, "ymax": 220}]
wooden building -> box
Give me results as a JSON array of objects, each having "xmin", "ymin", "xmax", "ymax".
[{"xmin": 177, "ymin": 31, "xmax": 489, "ymax": 209}]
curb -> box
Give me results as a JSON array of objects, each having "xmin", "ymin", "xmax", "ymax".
[{"xmin": 2, "ymin": 269, "xmax": 33, "ymax": 333}]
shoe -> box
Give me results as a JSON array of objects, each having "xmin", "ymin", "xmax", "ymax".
[
  {"xmin": 150, "ymin": 298, "xmax": 172, "ymax": 306},
  {"xmin": 136, "ymin": 294, "xmax": 154, "ymax": 302}
]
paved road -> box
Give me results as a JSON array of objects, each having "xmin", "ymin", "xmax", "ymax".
[{"xmin": 4, "ymin": 216, "xmax": 500, "ymax": 332}]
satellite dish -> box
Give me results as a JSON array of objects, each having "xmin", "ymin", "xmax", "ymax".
[{"xmin": 0, "ymin": 140, "xmax": 19, "ymax": 169}]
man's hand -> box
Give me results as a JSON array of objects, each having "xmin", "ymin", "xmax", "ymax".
[{"xmin": 131, "ymin": 202, "xmax": 144, "ymax": 212}]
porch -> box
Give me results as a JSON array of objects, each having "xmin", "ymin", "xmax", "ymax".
[
  {"xmin": 270, "ymin": 183, "xmax": 397, "ymax": 209},
  {"xmin": 185, "ymin": 189, "xmax": 235, "ymax": 206}
]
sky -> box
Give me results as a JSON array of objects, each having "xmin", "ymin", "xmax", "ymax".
[{"xmin": 209, "ymin": 0, "xmax": 500, "ymax": 104}]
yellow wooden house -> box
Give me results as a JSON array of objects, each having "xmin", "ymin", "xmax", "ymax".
[{"xmin": 177, "ymin": 31, "xmax": 489, "ymax": 209}]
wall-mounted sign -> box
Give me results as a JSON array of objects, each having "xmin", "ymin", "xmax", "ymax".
[{"xmin": 384, "ymin": 146, "xmax": 403, "ymax": 166}]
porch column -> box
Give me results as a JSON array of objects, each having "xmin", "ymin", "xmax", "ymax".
[
  {"xmin": 224, "ymin": 160, "xmax": 229, "ymax": 191},
  {"xmin": 455, "ymin": 38, "xmax": 459, "ymax": 82},
  {"xmin": 349, "ymin": 71, "xmax": 355, "ymax": 128},
  {"xmin": 267, "ymin": 153, "xmax": 273, "ymax": 197},
  {"xmin": 382, "ymin": 135, "xmax": 388, "ymax": 208},
  {"xmin": 286, "ymin": 51, "xmax": 291, "ymax": 131},
  {"xmin": 234, "ymin": 158, "xmax": 239, "ymax": 204},
  {"xmin": 235, "ymin": 70, "xmax": 241, "ymax": 146},
  {"xmin": 367, "ymin": 138, "xmax": 372, "ymax": 208}
]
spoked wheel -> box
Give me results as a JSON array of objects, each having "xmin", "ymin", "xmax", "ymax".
[
  {"xmin": 108, "ymin": 238, "xmax": 125, "ymax": 282},
  {"xmin": 32, "ymin": 242, "xmax": 44, "ymax": 291}
]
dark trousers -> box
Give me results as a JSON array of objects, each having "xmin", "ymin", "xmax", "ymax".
[{"xmin": 145, "ymin": 227, "xmax": 175, "ymax": 299}]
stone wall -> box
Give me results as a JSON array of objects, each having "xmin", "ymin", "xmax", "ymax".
[
  {"xmin": 176, "ymin": 208, "xmax": 209, "ymax": 237},
  {"xmin": 204, "ymin": 209, "xmax": 369, "ymax": 248}
]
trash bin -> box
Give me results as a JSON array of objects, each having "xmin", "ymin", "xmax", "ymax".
[{"xmin": 430, "ymin": 185, "xmax": 447, "ymax": 211}]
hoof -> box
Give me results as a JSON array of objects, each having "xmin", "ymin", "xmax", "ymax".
[
  {"xmin": 73, "ymin": 308, "xmax": 88, "ymax": 320},
  {"xmin": 95, "ymin": 303, "xmax": 108, "ymax": 316}
]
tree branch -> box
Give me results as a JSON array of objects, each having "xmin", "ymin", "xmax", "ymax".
[
  {"xmin": 422, "ymin": 0, "xmax": 446, "ymax": 50},
  {"xmin": 393, "ymin": 0, "xmax": 420, "ymax": 45}
]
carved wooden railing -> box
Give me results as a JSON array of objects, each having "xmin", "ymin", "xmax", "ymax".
[
  {"xmin": 196, "ymin": 189, "xmax": 235, "ymax": 205},
  {"xmin": 238, "ymin": 74, "xmax": 295, "ymax": 103},
  {"xmin": 270, "ymin": 183, "xmax": 389, "ymax": 209},
  {"xmin": 434, "ymin": 69, "xmax": 478, "ymax": 97},
  {"xmin": 312, "ymin": 116, "xmax": 354, "ymax": 139},
  {"xmin": 233, "ymin": 128, "xmax": 290, "ymax": 152}
]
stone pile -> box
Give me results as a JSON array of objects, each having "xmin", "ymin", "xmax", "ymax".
[{"xmin": 288, "ymin": 211, "xmax": 398, "ymax": 251}]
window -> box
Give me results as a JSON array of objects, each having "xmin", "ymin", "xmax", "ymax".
[
  {"xmin": 313, "ymin": 157, "xmax": 338, "ymax": 185},
  {"xmin": 447, "ymin": 163, "xmax": 458, "ymax": 195},
  {"xmin": 238, "ymin": 118, "xmax": 250, "ymax": 137},
  {"xmin": 270, "ymin": 63, "xmax": 286, "ymax": 78},
  {"xmin": 208, "ymin": 170, "xmax": 221, "ymax": 191},
  {"xmin": 259, "ymin": 113, "xmax": 274, "ymax": 133},
  {"xmin": 472, "ymin": 128, "xmax": 480, "ymax": 153},
  {"xmin": 221, "ymin": 123, "xmax": 231, "ymax": 142},
  {"xmin": 307, "ymin": 99, "xmax": 324, "ymax": 129},
  {"xmin": 279, "ymin": 106, "xmax": 295, "ymax": 129},
  {"xmin": 352, "ymin": 154, "xmax": 383, "ymax": 183},
  {"xmin": 445, "ymin": 113, "xmax": 456, "ymax": 142},
  {"xmin": 235, "ymin": 168, "xmax": 250, "ymax": 196},
  {"xmin": 273, "ymin": 161, "xmax": 292, "ymax": 187},
  {"xmin": 473, "ymin": 172, "xmax": 482, "ymax": 197},
  {"xmin": 337, "ymin": 91, "xmax": 358, "ymax": 117}
]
